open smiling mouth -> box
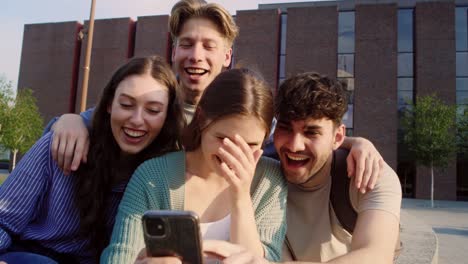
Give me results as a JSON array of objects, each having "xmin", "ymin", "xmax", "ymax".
[
  {"xmin": 123, "ymin": 128, "xmax": 147, "ymax": 139},
  {"xmin": 285, "ymin": 153, "xmax": 310, "ymax": 167},
  {"xmin": 185, "ymin": 67, "xmax": 209, "ymax": 76}
]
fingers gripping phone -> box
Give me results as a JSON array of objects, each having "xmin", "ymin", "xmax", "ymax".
[{"xmin": 142, "ymin": 210, "xmax": 203, "ymax": 264}]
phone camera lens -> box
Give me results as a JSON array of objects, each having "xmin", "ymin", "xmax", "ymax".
[{"xmin": 147, "ymin": 218, "xmax": 166, "ymax": 237}]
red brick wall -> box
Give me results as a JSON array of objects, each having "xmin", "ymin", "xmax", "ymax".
[
  {"xmin": 414, "ymin": 2, "xmax": 457, "ymax": 200},
  {"xmin": 354, "ymin": 4, "xmax": 398, "ymax": 170},
  {"xmin": 285, "ymin": 6, "xmax": 338, "ymax": 79},
  {"xmin": 18, "ymin": 22, "xmax": 82, "ymax": 123},
  {"xmin": 235, "ymin": 9, "xmax": 281, "ymax": 92}
]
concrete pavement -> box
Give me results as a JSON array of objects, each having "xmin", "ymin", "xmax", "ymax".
[{"xmin": 402, "ymin": 198, "xmax": 468, "ymax": 264}]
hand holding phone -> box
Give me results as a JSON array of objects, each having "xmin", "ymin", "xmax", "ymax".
[{"xmin": 142, "ymin": 210, "xmax": 203, "ymax": 264}]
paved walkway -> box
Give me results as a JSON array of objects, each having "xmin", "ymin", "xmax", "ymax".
[{"xmin": 402, "ymin": 198, "xmax": 468, "ymax": 264}]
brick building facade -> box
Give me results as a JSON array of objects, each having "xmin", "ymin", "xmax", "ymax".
[{"xmin": 17, "ymin": 0, "xmax": 468, "ymax": 200}]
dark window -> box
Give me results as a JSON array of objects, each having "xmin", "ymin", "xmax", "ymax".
[
  {"xmin": 279, "ymin": 54, "xmax": 286, "ymax": 79},
  {"xmin": 457, "ymin": 90, "xmax": 468, "ymax": 105},
  {"xmin": 398, "ymin": 90, "xmax": 413, "ymax": 105},
  {"xmin": 338, "ymin": 11, "xmax": 355, "ymax": 130},
  {"xmin": 280, "ymin": 14, "xmax": 287, "ymax": 55},
  {"xmin": 456, "ymin": 7, "xmax": 468, "ymax": 52},
  {"xmin": 458, "ymin": 105, "xmax": 468, "ymax": 116},
  {"xmin": 398, "ymin": 77, "xmax": 413, "ymax": 91},
  {"xmin": 458, "ymin": 158, "xmax": 468, "ymax": 201},
  {"xmin": 398, "ymin": 53, "xmax": 414, "ymax": 77},
  {"xmin": 343, "ymin": 104, "xmax": 353, "ymax": 128},
  {"xmin": 338, "ymin": 77, "xmax": 354, "ymax": 104},
  {"xmin": 397, "ymin": 161, "xmax": 415, "ymax": 198},
  {"xmin": 338, "ymin": 12, "xmax": 355, "ymax": 53},
  {"xmin": 457, "ymin": 52, "xmax": 468, "ymax": 77},
  {"xmin": 278, "ymin": 13, "xmax": 288, "ymax": 88},
  {"xmin": 398, "ymin": 9, "xmax": 414, "ymax": 52},
  {"xmin": 338, "ymin": 54, "xmax": 354, "ymax": 77},
  {"xmin": 456, "ymin": 78, "xmax": 468, "ymax": 91}
]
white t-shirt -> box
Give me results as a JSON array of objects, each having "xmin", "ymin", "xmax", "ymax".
[{"xmin": 200, "ymin": 214, "xmax": 231, "ymax": 241}]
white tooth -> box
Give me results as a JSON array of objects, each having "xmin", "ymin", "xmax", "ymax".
[
  {"xmin": 124, "ymin": 128, "xmax": 145, "ymax": 137},
  {"xmin": 286, "ymin": 154, "xmax": 308, "ymax": 161},
  {"xmin": 187, "ymin": 68, "xmax": 206, "ymax": 74}
]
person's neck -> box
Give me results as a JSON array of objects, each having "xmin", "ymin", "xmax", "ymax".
[
  {"xmin": 184, "ymin": 91, "xmax": 201, "ymax": 106},
  {"xmin": 297, "ymin": 154, "xmax": 333, "ymax": 190}
]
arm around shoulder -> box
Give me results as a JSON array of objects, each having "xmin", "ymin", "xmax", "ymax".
[{"xmin": 330, "ymin": 164, "xmax": 401, "ymax": 264}]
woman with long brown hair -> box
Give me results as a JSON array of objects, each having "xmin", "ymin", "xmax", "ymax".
[
  {"xmin": 0, "ymin": 55, "xmax": 184, "ymax": 264},
  {"xmin": 102, "ymin": 68, "xmax": 287, "ymax": 263}
]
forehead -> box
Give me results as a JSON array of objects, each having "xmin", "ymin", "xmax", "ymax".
[
  {"xmin": 178, "ymin": 17, "xmax": 227, "ymax": 43},
  {"xmin": 207, "ymin": 115, "xmax": 266, "ymax": 141},
  {"xmin": 279, "ymin": 117, "xmax": 334, "ymax": 130},
  {"xmin": 115, "ymin": 74, "xmax": 169, "ymax": 101}
]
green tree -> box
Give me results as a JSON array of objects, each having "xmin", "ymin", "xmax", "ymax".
[
  {"xmin": 0, "ymin": 77, "xmax": 14, "ymax": 151},
  {"xmin": 0, "ymin": 78, "xmax": 43, "ymax": 170},
  {"xmin": 401, "ymin": 95, "xmax": 457, "ymax": 207}
]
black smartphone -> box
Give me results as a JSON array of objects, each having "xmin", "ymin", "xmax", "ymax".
[{"xmin": 142, "ymin": 210, "xmax": 203, "ymax": 264}]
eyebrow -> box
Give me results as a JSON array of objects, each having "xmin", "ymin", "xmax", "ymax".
[
  {"xmin": 177, "ymin": 37, "xmax": 193, "ymax": 43},
  {"xmin": 304, "ymin": 125, "xmax": 323, "ymax": 130},
  {"xmin": 178, "ymin": 36, "xmax": 220, "ymax": 45},
  {"xmin": 118, "ymin": 93, "xmax": 165, "ymax": 106},
  {"xmin": 277, "ymin": 120, "xmax": 323, "ymax": 131}
]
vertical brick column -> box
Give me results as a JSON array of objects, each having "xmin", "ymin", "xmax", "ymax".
[
  {"xmin": 285, "ymin": 6, "xmax": 338, "ymax": 79},
  {"xmin": 235, "ymin": 9, "xmax": 281, "ymax": 91},
  {"xmin": 414, "ymin": 2, "xmax": 457, "ymax": 200},
  {"xmin": 134, "ymin": 15, "xmax": 170, "ymax": 61},
  {"xmin": 18, "ymin": 22, "xmax": 82, "ymax": 123},
  {"xmin": 76, "ymin": 18, "xmax": 135, "ymax": 112},
  {"xmin": 354, "ymin": 4, "xmax": 398, "ymax": 170}
]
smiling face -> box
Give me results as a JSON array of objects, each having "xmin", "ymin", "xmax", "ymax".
[
  {"xmin": 199, "ymin": 114, "xmax": 266, "ymax": 173},
  {"xmin": 273, "ymin": 117, "xmax": 345, "ymax": 186},
  {"xmin": 172, "ymin": 17, "xmax": 232, "ymax": 105},
  {"xmin": 109, "ymin": 73, "xmax": 169, "ymax": 155}
]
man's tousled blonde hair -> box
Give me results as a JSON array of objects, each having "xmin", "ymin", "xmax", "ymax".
[{"xmin": 169, "ymin": 0, "xmax": 239, "ymax": 46}]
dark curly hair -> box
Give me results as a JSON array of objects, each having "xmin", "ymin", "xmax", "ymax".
[
  {"xmin": 275, "ymin": 72, "xmax": 348, "ymax": 127},
  {"xmin": 74, "ymin": 56, "xmax": 184, "ymax": 261}
]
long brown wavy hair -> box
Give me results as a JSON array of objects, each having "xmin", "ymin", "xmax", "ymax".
[
  {"xmin": 183, "ymin": 68, "xmax": 274, "ymax": 151},
  {"xmin": 74, "ymin": 56, "xmax": 184, "ymax": 259}
]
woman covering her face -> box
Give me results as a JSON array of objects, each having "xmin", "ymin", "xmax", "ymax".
[
  {"xmin": 0, "ymin": 56, "xmax": 184, "ymax": 264},
  {"xmin": 101, "ymin": 68, "xmax": 287, "ymax": 263}
]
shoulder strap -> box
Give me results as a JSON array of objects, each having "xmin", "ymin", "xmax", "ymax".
[{"xmin": 330, "ymin": 148, "xmax": 357, "ymax": 234}]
